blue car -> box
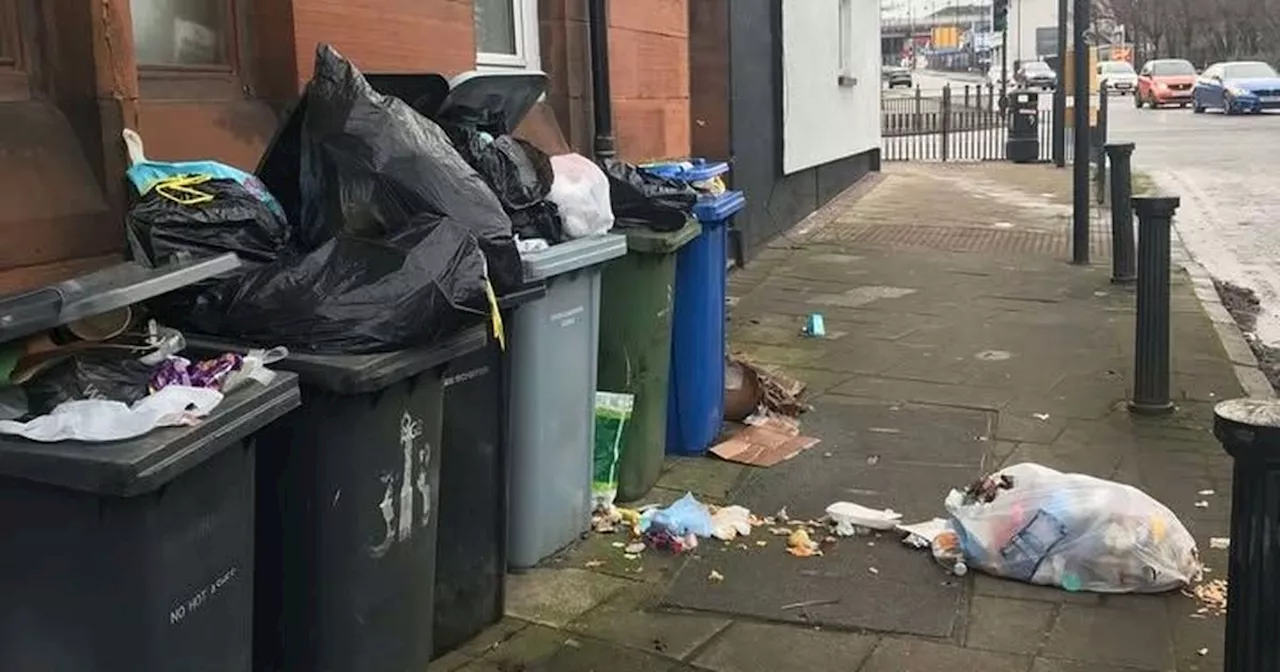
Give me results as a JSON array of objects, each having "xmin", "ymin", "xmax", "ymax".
[{"xmin": 1193, "ymin": 61, "xmax": 1280, "ymax": 114}]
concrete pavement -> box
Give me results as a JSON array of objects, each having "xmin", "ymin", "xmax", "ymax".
[{"xmin": 429, "ymin": 163, "xmax": 1244, "ymax": 672}]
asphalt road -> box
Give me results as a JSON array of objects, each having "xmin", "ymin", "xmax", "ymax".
[{"xmin": 1107, "ymin": 100, "xmax": 1280, "ymax": 346}]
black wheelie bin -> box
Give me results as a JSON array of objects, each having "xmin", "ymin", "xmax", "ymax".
[{"xmin": 0, "ymin": 255, "xmax": 301, "ymax": 672}]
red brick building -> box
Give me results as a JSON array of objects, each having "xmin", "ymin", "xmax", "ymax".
[
  {"xmin": 0, "ymin": 0, "xmax": 879, "ymax": 292},
  {"xmin": 0, "ymin": 0, "xmax": 692, "ymax": 294}
]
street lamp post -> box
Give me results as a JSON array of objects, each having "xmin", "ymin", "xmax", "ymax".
[{"xmin": 1071, "ymin": 0, "xmax": 1090, "ymax": 264}]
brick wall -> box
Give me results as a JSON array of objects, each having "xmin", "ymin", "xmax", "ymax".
[
  {"xmin": 290, "ymin": 0, "xmax": 477, "ymax": 83},
  {"xmin": 540, "ymin": 0, "xmax": 690, "ymax": 161}
]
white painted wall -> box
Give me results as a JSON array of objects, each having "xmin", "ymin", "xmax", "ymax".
[
  {"xmin": 1009, "ymin": 0, "xmax": 1063, "ymax": 65},
  {"xmin": 782, "ymin": 0, "xmax": 882, "ymax": 175}
]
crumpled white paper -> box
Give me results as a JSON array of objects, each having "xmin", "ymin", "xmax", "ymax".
[{"xmin": 0, "ymin": 386, "xmax": 223, "ymax": 443}]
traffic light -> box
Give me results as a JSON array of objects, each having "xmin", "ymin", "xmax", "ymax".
[{"xmin": 993, "ymin": 0, "xmax": 1009, "ymax": 31}]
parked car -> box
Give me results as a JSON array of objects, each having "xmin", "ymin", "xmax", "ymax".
[
  {"xmin": 1015, "ymin": 61, "xmax": 1057, "ymax": 90},
  {"xmin": 882, "ymin": 65, "xmax": 913, "ymax": 88},
  {"xmin": 1136, "ymin": 58, "xmax": 1197, "ymax": 108},
  {"xmin": 1192, "ymin": 61, "xmax": 1280, "ymax": 114},
  {"xmin": 1098, "ymin": 60, "xmax": 1138, "ymax": 95}
]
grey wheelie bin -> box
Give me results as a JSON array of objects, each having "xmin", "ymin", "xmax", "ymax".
[
  {"xmin": 0, "ymin": 255, "xmax": 301, "ymax": 672},
  {"xmin": 190, "ymin": 326, "xmax": 488, "ymax": 672},
  {"xmin": 508, "ymin": 234, "xmax": 627, "ymax": 569}
]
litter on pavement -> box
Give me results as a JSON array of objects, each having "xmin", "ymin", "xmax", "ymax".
[
  {"xmin": 826, "ymin": 501, "xmax": 902, "ymax": 535},
  {"xmin": 943, "ymin": 463, "xmax": 1202, "ymax": 593}
]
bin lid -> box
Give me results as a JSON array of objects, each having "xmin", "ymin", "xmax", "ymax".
[
  {"xmin": 693, "ymin": 191, "xmax": 746, "ymax": 225},
  {"xmin": 0, "ymin": 254, "xmax": 240, "ymax": 345},
  {"xmin": 187, "ymin": 325, "xmax": 489, "ymax": 395},
  {"xmin": 522, "ymin": 234, "xmax": 628, "ymax": 282},
  {"xmin": 437, "ymin": 70, "xmax": 550, "ymax": 134},
  {"xmin": 620, "ymin": 218, "xmax": 701, "ymax": 254},
  {"xmin": 0, "ymin": 371, "xmax": 300, "ymax": 496},
  {"xmin": 640, "ymin": 159, "xmax": 731, "ymax": 183},
  {"xmin": 499, "ymin": 284, "xmax": 547, "ymax": 311}
]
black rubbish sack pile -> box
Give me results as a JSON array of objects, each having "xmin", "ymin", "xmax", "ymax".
[
  {"xmin": 438, "ymin": 95, "xmax": 564, "ymax": 245},
  {"xmin": 602, "ymin": 160, "xmax": 698, "ymax": 232},
  {"xmin": 127, "ymin": 44, "xmax": 511, "ymax": 354},
  {"xmin": 127, "ymin": 177, "xmax": 292, "ymax": 322}
]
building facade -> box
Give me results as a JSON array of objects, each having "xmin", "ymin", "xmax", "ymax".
[{"xmin": 0, "ymin": 0, "xmax": 877, "ymax": 293}]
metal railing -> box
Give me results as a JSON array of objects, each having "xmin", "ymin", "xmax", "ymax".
[{"xmin": 882, "ymin": 83, "xmax": 1068, "ymax": 163}]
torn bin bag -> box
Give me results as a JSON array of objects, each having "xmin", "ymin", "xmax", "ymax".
[
  {"xmin": 187, "ymin": 215, "xmax": 490, "ymax": 355},
  {"xmin": 280, "ymin": 44, "xmax": 523, "ymax": 293}
]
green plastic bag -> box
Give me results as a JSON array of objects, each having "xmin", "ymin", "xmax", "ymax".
[{"xmin": 592, "ymin": 391, "xmax": 635, "ymax": 510}]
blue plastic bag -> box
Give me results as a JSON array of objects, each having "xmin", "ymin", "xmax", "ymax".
[
  {"xmin": 647, "ymin": 492, "xmax": 714, "ymax": 538},
  {"xmin": 126, "ymin": 160, "xmax": 286, "ymax": 221}
]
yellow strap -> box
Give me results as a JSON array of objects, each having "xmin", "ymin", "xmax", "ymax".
[
  {"xmin": 485, "ymin": 278, "xmax": 506, "ymax": 351},
  {"xmin": 154, "ymin": 174, "xmax": 215, "ymax": 205}
]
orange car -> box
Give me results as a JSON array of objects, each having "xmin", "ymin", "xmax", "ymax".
[{"xmin": 1136, "ymin": 58, "xmax": 1198, "ymax": 108}]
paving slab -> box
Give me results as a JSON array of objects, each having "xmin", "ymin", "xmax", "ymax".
[
  {"xmin": 505, "ymin": 569, "xmax": 631, "ymax": 628},
  {"xmin": 860, "ymin": 637, "xmax": 1030, "ymax": 672},
  {"xmin": 565, "ymin": 585, "xmax": 731, "ymax": 660},
  {"xmin": 964, "ymin": 596, "xmax": 1056, "ymax": 655},
  {"xmin": 662, "ymin": 402, "xmax": 990, "ymax": 637},
  {"xmin": 1042, "ymin": 603, "xmax": 1176, "ymax": 670},
  {"xmin": 689, "ymin": 621, "xmax": 879, "ymax": 672}
]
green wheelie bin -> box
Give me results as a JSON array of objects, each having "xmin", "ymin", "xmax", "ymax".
[{"xmin": 597, "ymin": 219, "xmax": 701, "ymax": 502}]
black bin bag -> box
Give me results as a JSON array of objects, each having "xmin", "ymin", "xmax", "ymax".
[
  {"xmin": 260, "ymin": 44, "xmax": 524, "ymax": 294},
  {"xmin": 126, "ymin": 177, "xmax": 291, "ymax": 324},
  {"xmin": 187, "ymin": 215, "xmax": 491, "ymax": 355}
]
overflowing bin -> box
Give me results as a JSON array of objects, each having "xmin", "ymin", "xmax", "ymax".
[
  {"xmin": 667, "ymin": 181, "xmax": 746, "ymax": 456},
  {"xmin": 193, "ymin": 327, "xmax": 489, "ymax": 672},
  {"xmin": 598, "ymin": 220, "xmax": 700, "ymax": 502},
  {"xmin": 508, "ymin": 235, "xmax": 627, "ymax": 569},
  {"xmin": 0, "ymin": 257, "xmax": 301, "ymax": 672}
]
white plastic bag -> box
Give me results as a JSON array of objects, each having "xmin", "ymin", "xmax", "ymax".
[
  {"xmin": 945, "ymin": 463, "xmax": 1201, "ymax": 593},
  {"xmin": 548, "ymin": 153, "xmax": 615, "ymax": 239}
]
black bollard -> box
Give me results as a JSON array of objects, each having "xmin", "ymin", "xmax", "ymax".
[
  {"xmin": 1213, "ymin": 398, "xmax": 1280, "ymax": 672},
  {"xmin": 1105, "ymin": 143, "xmax": 1136, "ymax": 284},
  {"xmin": 1129, "ymin": 196, "xmax": 1180, "ymax": 415}
]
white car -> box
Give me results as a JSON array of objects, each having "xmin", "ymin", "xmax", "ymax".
[{"xmin": 1099, "ymin": 60, "xmax": 1139, "ymax": 95}]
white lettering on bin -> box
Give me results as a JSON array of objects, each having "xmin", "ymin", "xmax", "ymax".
[{"xmin": 169, "ymin": 566, "xmax": 238, "ymax": 626}]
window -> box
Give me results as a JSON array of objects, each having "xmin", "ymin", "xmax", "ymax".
[
  {"xmin": 130, "ymin": 0, "xmax": 251, "ymax": 98},
  {"xmin": 132, "ymin": 0, "xmax": 232, "ymax": 68},
  {"xmin": 0, "ymin": 0, "xmax": 29, "ymax": 100},
  {"xmin": 474, "ymin": 0, "xmax": 540, "ymax": 70}
]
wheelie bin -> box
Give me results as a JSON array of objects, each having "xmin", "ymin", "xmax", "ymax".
[
  {"xmin": 402, "ymin": 68, "xmax": 557, "ymax": 656},
  {"xmin": 667, "ymin": 185, "xmax": 746, "ymax": 455},
  {"xmin": 434, "ymin": 286, "xmax": 543, "ymax": 658},
  {"xmin": 597, "ymin": 220, "xmax": 700, "ymax": 502},
  {"xmin": 192, "ymin": 326, "xmax": 488, "ymax": 672},
  {"xmin": 507, "ymin": 234, "xmax": 627, "ymax": 569},
  {"xmin": 0, "ymin": 256, "xmax": 301, "ymax": 672}
]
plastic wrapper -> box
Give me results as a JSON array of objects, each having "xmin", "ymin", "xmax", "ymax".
[
  {"xmin": 945, "ymin": 463, "xmax": 1201, "ymax": 593},
  {"xmin": 187, "ymin": 216, "xmax": 491, "ymax": 355},
  {"xmin": 549, "ymin": 153, "xmax": 615, "ymax": 239},
  {"xmin": 603, "ymin": 159, "xmax": 697, "ymax": 232},
  {"xmin": 591, "ymin": 391, "xmax": 635, "ymax": 511},
  {"xmin": 274, "ymin": 44, "xmax": 523, "ymax": 294}
]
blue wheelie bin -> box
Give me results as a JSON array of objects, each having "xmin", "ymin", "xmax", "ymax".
[{"xmin": 665, "ymin": 166, "xmax": 745, "ymax": 455}]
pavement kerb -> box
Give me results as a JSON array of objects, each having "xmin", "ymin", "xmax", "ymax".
[{"xmin": 1173, "ymin": 228, "xmax": 1276, "ymax": 400}]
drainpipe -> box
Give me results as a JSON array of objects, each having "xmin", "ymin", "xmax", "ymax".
[{"xmin": 587, "ymin": 0, "xmax": 616, "ymax": 160}]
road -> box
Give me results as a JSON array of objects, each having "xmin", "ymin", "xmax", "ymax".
[{"xmin": 1107, "ymin": 99, "xmax": 1280, "ymax": 345}]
